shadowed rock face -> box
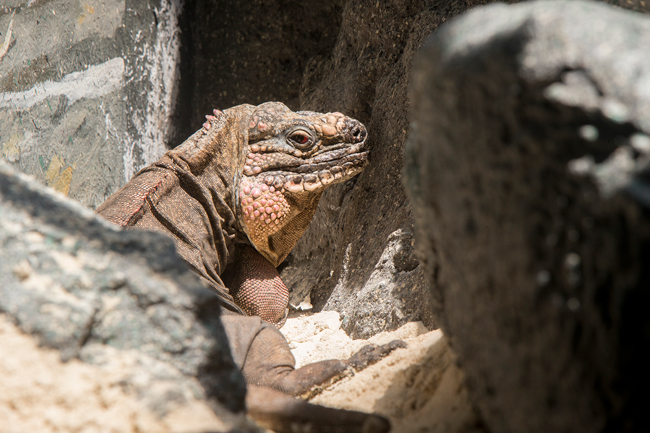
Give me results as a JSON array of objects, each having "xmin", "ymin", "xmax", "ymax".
[
  {"xmin": 0, "ymin": 162, "xmax": 246, "ymax": 416},
  {"xmin": 406, "ymin": 2, "xmax": 650, "ymax": 433}
]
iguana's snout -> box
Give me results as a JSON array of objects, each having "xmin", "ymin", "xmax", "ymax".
[{"xmin": 337, "ymin": 115, "xmax": 367, "ymax": 145}]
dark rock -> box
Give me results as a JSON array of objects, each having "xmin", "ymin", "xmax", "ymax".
[
  {"xmin": 172, "ymin": 0, "xmax": 345, "ymax": 143},
  {"xmin": 407, "ymin": 2, "xmax": 650, "ymax": 432},
  {"xmin": 0, "ymin": 161, "xmax": 246, "ymax": 414}
]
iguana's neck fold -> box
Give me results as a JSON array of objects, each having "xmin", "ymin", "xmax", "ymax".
[{"xmin": 97, "ymin": 105, "xmax": 256, "ymax": 313}]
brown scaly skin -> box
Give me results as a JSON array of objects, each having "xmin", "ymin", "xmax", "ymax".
[
  {"xmin": 97, "ymin": 102, "xmax": 404, "ymax": 433},
  {"xmin": 247, "ymin": 385, "xmax": 391, "ymax": 433}
]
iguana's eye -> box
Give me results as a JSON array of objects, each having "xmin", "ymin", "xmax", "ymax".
[{"xmin": 287, "ymin": 130, "xmax": 312, "ymax": 148}]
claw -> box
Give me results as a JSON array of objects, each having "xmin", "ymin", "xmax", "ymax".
[{"xmin": 347, "ymin": 340, "xmax": 407, "ymax": 371}]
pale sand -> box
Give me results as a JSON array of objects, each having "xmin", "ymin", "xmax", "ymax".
[{"xmin": 281, "ymin": 311, "xmax": 479, "ymax": 433}]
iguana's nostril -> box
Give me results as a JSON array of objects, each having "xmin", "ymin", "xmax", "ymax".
[
  {"xmin": 354, "ymin": 125, "xmax": 367, "ymax": 142},
  {"xmin": 347, "ymin": 121, "xmax": 367, "ymax": 143}
]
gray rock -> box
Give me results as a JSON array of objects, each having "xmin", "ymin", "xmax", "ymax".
[
  {"xmin": 407, "ymin": 2, "xmax": 650, "ymax": 432},
  {"xmin": 0, "ymin": 161, "xmax": 245, "ymax": 414},
  {"xmin": 0, "ymin": 0, "xmax": 181, "ymax": 208}
]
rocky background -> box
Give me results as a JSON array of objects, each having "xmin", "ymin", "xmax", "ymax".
[
  {"xmin": 0, "ymin": 0, "xmax": 181, "ymax": 208},
  {"xmin": 2, "ymin": 0, "xmax": 649, "ymax": 340},
  {"xmin": 3, "ymin": 0, "xmax": 650, "ymax": 432}
]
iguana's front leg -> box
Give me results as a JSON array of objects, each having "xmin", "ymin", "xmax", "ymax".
[
  {"xmin": 221, "ymin": 314, "xmax": 406, "ymax": 396},
  {"xmin": 221, "ymin": 313, "xmax": 403, "ymax": 433},
  {"xmin": 227, "ymin": 245, "xmax": 289, "ymax": 326}
]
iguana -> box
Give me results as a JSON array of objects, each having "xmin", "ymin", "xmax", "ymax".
[{"xmin": 96, "ymin": 102, "xmax": 403, "ymax": 433}]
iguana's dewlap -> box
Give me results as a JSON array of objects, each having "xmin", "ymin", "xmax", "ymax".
[{"xmin": 228, "ymin": 104, "xmax": 367, "ymax": 325}]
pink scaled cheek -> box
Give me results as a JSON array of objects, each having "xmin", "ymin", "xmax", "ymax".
[{"xmin": 240, "ymin": 182, "xmax": 290, "ymax": 235}]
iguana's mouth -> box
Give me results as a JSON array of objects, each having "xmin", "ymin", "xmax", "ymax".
[
  {"xmin": 285, "ymin": 147, "xmax": 369, "ymax": 174},
  {"xmin": 243, "ymin": 147, "xmax": 368, "ymax": 193},
  {"xmin": 281, "ymin": 149, "xmax": 369, "ymax": 192},
  {"xmin": 243, "ymin": 139, "xmax": 368, "ymax": 173}
]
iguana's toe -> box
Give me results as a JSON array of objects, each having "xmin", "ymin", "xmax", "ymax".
[{"xmin": 347, "ymin": 340, "xmax": 407, "ymax": 371}]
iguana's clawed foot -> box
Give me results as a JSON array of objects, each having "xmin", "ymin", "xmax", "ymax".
[
  {"xmin": 346, "ymin": 340, "xmax": 407, "ymax": 371},
  {"xmin": 246, "ymin": 385, "xmax": 390, "ymax": 433},
  {"xmin": 221, "ymin": 316, "xmax": 404, "ymax": 431}
]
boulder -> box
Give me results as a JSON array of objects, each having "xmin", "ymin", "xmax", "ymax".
[
  {"xmin": 0, "ymin": 162, "xmax": 251, "ymax": 432},
  {"xmin": 407, "ymin": 1, "xmax": 650, "ymax": 432}
]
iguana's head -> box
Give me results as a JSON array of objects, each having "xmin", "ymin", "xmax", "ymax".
[{"xmin": 236, "ymin": 102, "xmax": 368, "ymax": 266}]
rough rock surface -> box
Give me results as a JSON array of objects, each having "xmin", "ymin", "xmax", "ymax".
[
  {"xmin": 0, "ymin": 0, "xmax": 181, "ymax": 208},
  {"xmin": 407, "ymin": 2, "xmax": 650, "ymax": 432},
  {"xmin": 0, "ymin": 162, "xmax": 251, "ymax": 431},
  {"xmin": 281, "ymin": 311, "xmax": 480, "ymax": 433},
  {"xmin": 3, "ymin": 0, "xmax": 650, "ymax": 342}
]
